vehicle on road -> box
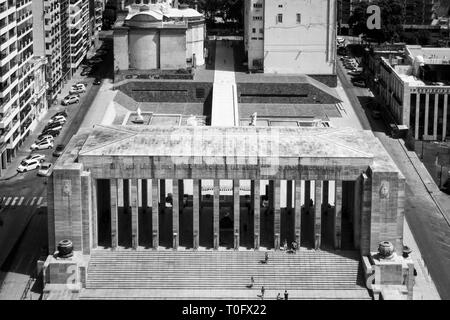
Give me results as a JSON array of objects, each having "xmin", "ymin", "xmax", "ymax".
[
  {"xmin": 37, "ymin": 162, "xmax": 53, "ymax": 177},
  {"xmin": 344, "ymin": 63, "xmax": 358, "ymax": 69},
  {"xmin": 38, "ymin": 129, "xmax": 60, "ymax": 140},
  {"xmin": 93, "ymin": 78, "xmax": 101, "ymax": 85},
  {"xmin": 35, "ymin": 135, "xmax": 54, "ymax": 144},
  {"xmin": 371, "ymin": 109, "xmax": 381, "ymax": 119},
  {"xmin": 348, "ymin": 70, "xmax": 362, "ymax": 76},
  {"xmin": 30, "ymin": 139, "xmax": 54, "ymax": 150},
  {"xmin": 25, "ymin": 154, "xmax": 46, "ymax": 163},
  {"xmin": 96, "ymin": 49, "xmax": 107, "ymax": 55},
  {"xmin": 75, "ymin": 82, "xmax": 88, "ymax": 87},
  {"xmin": 69, "ymin": 87, "xmax": 86, "ymax": 95},
  {"xmin": 17, "ymin": 159, "xmax": 41, "ymax": 173},
  {"xmin": 353, "ymin": 80, "xmax": 367, "ymax": 88},
  {"xmin": 89, "ymin": 57, "xmax": 103, "ymax": 64},
  {"xmin": 48, "ymin": 115, "xmax": 67, "ymax": 125},
  {"xmin": 53, "ymin": 110, "xmax": 68, "ymax": 118},
  {"xmin": 53, "ymin": 144, "xmax": 65, "ymax": 157},
  {"xmin": 62, "ymin": 95, "xmax": 80, "ymax": 105},
  {"xmin": 72, "ymin": 83, "xmax": 86, "ymax": 91},
  {"xmin": 81, "ymin": 69, "xmax": 91, "ymax": 76},
  {"xmin": 44, "ymin": 123, "xmax": 63, "ymax": 131}
]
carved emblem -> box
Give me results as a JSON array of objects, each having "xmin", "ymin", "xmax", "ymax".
[
  {"xmin": 63, "ymin": 180, "xmax": 71, "ymax": 196},
  {"xmin": 379, "ymin": 181, "xmax": 389, "ymax": 199}
]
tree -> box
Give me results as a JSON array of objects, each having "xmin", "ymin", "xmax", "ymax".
[
  {"xmin": 181, "ymin": 0, "xmax": 243, "ymax": 24},
  {"xmin": 349, "ymin": 0, "xmax": 405, "ymax": 43}
]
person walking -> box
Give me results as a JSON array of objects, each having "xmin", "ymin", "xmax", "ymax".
[
  {"xmin": 261, "ymin": 286, "xmax": 265, "ymax": 299},
  {"xmin": 284, "ymin": 290, "xmax": 289, "ymax": 300},
  {"xmin": 248, "ymin": 276, "xmax": 255, "ymax": 288},
  {"xmin": 276, "ymin": 293, "xmax": 282, "ymax": 300},
  {"xmin": 264, "ymin": 252, "xmax": 269, "ymax": 263}
]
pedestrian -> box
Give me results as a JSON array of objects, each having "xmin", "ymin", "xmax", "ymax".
[
  {"xmin": 248, "ymin": 276, "xmax": 254, "ymax": 288},
  {"xmin": 284, "ymin": 290, "xmax": 288, "ymax": 300},
  {"xmin": 264, "ymin": 252, "xmax": 269, "ymax": 263},
  {"xmin": 261, "ymin": 286, "xmax": 265, "ymax": 297},
  {"xmin": 276, "ymin": 293, "xmax": 282, "ymax": 300}
]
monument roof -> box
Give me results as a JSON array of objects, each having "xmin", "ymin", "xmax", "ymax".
[{"xmin": 77, "ymin": 125, "xmax": 400, "ymax": 174}]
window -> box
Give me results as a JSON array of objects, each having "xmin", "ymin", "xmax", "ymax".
[
  {"xmin": 259, "ymin": 28, "xmax": 264, "ymax": 34},
  {"xmin": 296, "ymin": 13, "xmax": 301, "ymax": 24},
  {"xmin": 277, "ymin": 14, "xmax": 283, "ymax": 23},
  {"xmin": 252, "ymin": 28, "xmax": 256, "ymax": 33},
  {"xmin": 253, "ymin": 16, "xmax": 262, "ymax": 21},
  {"xmin": 278, "ymin": 4, "xmax": 283, "ymax": 8},
  {"xmin": 253, "ymin": 3, "xmax": 262, "ymax": 8}
]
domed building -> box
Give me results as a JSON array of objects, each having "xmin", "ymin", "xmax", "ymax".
[{"xmin": 113, "ymin": 0, "xmax": 205, "ymax": 73}]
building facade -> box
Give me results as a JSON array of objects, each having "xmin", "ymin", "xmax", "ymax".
[
  {"xmin": 363, "ymin": 44, "xmax": 450, "ymax": 142},
  {"xmin": 244, "ymin": 0, "xmax": 337, "ymax": 76},
  {"xmin": 113, "ymin": 0, "xmax": 205, "ymax": 73}
]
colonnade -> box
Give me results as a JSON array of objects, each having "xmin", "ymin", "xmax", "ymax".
[
  {"xmin": 414, "ymin": 93, "xmax": 449, "ymax": 141},
  {"xmin": 98, "ymin": 178, "xmax": 351, "ymax": 251}
]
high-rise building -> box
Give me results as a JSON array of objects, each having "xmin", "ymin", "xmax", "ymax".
[
  {"xmin": 33, "ymin": 0, "xmax": 63, "ymax": 104},
  {"xmin": 0, "ymin": 0, "xmax": 36, "ymax": 168},
  {"xmin": 69, "ymin": 0, "xmax": 89, "ymax": 75},
  {"xmin": 244, "ymin": 0, "xmax": 337, "ymax": 76}
]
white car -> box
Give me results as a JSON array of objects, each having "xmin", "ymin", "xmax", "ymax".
[
  {"xmin": 35, "ymin": 135, "xmax": 54, "ymax": 144},
  {"xmin": 37, "ymin": 162, "xmax": 53, "ymax": 177},
  {"xmin": 30, "ymin": 140, "xmax": 54, "ymax": 150},
  {"xmin": 17, "ymin": 159, "xmax": 41, "ymax": 173},
  {"xmin": 24, "ymin": 154, "xmax": 45, "ymax": 163},
  {"xmin": 48, "ymin": 115, "xmax": 67, "ymax": 124},
  {"xmin": 69, "ymin": 87, "xmax": 86, "ymax": 95},
  {"xmin": 62, "ymin": 95, "xmax": 79, "ymax": 105}
]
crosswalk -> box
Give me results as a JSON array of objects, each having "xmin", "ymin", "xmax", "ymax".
[{"xmin": 0, "ymin": 196, "xmax": 46, "ymax": 208}]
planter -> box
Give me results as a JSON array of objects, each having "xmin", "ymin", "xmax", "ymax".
[
  {"xmin": 378, "ymin": 241, "xmax": 394, "ymax": 259},
  {"xmin": 57, "ymin": 239, "xmax": 73, "ymax": 258}
]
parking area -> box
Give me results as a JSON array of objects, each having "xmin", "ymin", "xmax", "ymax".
[{"xmin": 0, "ymin": 41, "xmax": 111, "ymax": 181}]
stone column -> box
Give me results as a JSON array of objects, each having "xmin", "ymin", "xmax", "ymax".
[
  {"xmin": 415, "ymin": 93, "xmax": 421, "ymax": 140},
  {"xmin": 193, "ymin": 179, "xmax": 201, "ymax": 249},
  {"xmin": 286, "ymin": 180, "xmax": 293, "ymax": 209},
  {"xmin": 360, "ymin": 173, "xmax": 372, "ymax": 255},
  {"xmin": 250, "ymin": 180, "xmax": 255, "ymax": 212},
  {"xmin": 130, "ymin": 179, "xmax": 139, "ymax": 249},
  {"xmin": 273, "ymin": 180, "xmax": 281, "ymax": 250},
  {"xmin": 443, "ymin": 94, "xmax": 448, "ymax": 141},
  {"xmin": 294, "ymin": 180, "xmax": 302, "ymax": 245},
  {"xmin": 151, "ymin": 179, "xmax": 159, "ymax": 249},
  {"xmin": 91, "ymin": 178, "xmax": 98, "ymax": 248},
  {"xmin": 433, "ymin": 94, "xmax": 439, "ymax": 140},
  {"xmin": 159, "ymin": 179, "xmax": 166, "ymax": 208},
  {"xmin": 233, "ymin": 179, "xmax": 240, "ymax": 250},
  {"xmin": 424, "ymin": 93, "xmax": 430, "ymax": 137},
  {"xmin": 353, "ymin": 177, "xmax": 362, "ymax": 249},
  {"xmin": 172, "ymin": 179, "xmax": 179, "ymax": 249},
  {"xmin": 213, "ymin": 179, "xmax": 220, "ymax": 249},
  {"xmin": 314, "ymin": 180, "xmax": 323, "ymax": 250},
  {"xmin": 110, "ymin": 179, "xmax": 119, "ymax": 249},
  {"xmin": 253, "ymin": 180, "xmax": 260, "ymax": 249},
  {"xmin": 334, "ymin": 180, "xmax": 343, "ymax": 249}
]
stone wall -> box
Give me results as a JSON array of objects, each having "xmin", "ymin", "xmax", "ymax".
[{"xmin": 308, "ymin": 75, "xmax": 338, "ymax": 88}]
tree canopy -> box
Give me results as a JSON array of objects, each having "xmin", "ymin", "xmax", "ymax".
[
  {"xmin": 349, "ymin": 0, "xmax": 405, "ymax": 43},
  {"xmin": 180, "ymin": 0, "xmax": 243, "ymax": 24}
]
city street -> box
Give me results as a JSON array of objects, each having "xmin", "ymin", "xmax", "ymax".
[
  {"xmin": 337, "ymin": 58, "xmax": 450, "ymax": 299},
  {"xmin": 0, "ymin": 39, "xmax": 113, "ymax": 299}
]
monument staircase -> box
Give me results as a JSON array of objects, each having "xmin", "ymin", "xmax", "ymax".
[{"xmin": 80, "ymin": 249, "xmax": 371, "ymax": 300}]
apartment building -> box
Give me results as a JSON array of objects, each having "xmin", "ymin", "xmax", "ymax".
[
  {"xmin": 0, "ymin": 0, "xmax": 35, "ymax": 170},
  {"xmin": 89, "ymin": 0, "xmax": 105, "ymax": 49},
  {"xmin": 68, "ymin": 0, "xmax": 89, "ymax": 74},
  {"xmin": 33, "ymin": 0, "xmax": 62, "ymax": 104},
  {"xmin": 244, "ymin": 0, "xmax": 337, "ymax": 78}
]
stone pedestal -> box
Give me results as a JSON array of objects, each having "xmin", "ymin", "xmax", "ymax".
[{"xmin": 43, "ymin": 251, "xmax": 87, "ymax": 289}]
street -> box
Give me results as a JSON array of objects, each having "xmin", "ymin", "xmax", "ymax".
[
  {"xmin": 337, "ymin": 57, "xmax": 450, "ymax": 300},
  {"xmin": 0, "ymin": 38, "xmax": 113, "ymax": 299}
]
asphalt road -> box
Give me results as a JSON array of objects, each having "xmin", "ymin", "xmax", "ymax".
[
  {"xmin": 0, "ymin": 39, "xmax": 113, "ymax": 298},
  {"xmin": 337, "ymin": 58, "xmax": 450, "ymax": 300}
]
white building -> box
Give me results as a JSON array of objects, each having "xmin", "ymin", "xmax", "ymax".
[
  {"xmin": 69, "ymin": 0, "xmax": 90, "ymax": 73},
  {"xmin": 244, "ymin": 0, "xmax": 337, "ymax": 75},
  {"xmin": 0, "ymin": 0, "xmax": 36, "ymax": 171}
]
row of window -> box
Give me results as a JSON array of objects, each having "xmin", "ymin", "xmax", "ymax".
[{"xmin": 252, "ymin": 14, "xmax": 302, "ymax": 24}]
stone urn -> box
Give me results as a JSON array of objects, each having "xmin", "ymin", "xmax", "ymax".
[
  {"xmin": 402, "ymin": 245, "xmax": 412, "ymax": 258},
  {"xmin": 57, "ymin": 239, "xmax": 73, "ymax": 258},
  {"xmin": 378, "ymin": 241, "xmax": 394, "ymax": 259}
]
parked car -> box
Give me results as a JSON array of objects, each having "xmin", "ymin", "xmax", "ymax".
[
  {"xmin": 93, "ymin": 78, "xmax": 101, "ymax": 85},
  {"xmin": 35, "ymin": 135, "xmax": 54, "ymax": 144},
  {"xmin": 89, "ymin": 57, "xmax": 103, "ymax": 64},
  {"xmin": 53, "ymin": 144, "xmax": 65, "ymax": 157},
  {"xmin": 96, "ymin": 49, "xmax": 107, "ymax": 55},
  {"xmin": 17, "ymin": 159, "xmax": 41, "ymax": 173},
  {"xmin": 371, "ymin": 109, "xmax": 381, "ymax": 119},
  {"xmin": 69, "ymin": 87, "xmax": 85, "ymax": 95},
  {"xmin": 351, "ymin": 75, "xmax": 365, "ymax": 83},
  {"xmin": 38, "ymin": 129, "xmax": 60, "ymax": 139},
  {"xmin": 31, "ymin": 139, "xmax": 54, "ymax": 150},
  {"xmin": 72, "ymin": 83, "xmax": 86, "ymax": 90},
  {"xmin": 44, "ymin": 123, "xmax": 63, "ymax": 131},
  {"xmin": 24, "ymin": 154, "xmax": 45, "ymax": 163},
  {"xmin": 62, "ymin": 95, "xmax": 80, "ymax": 105},
  {"xmin": 75, "ymin": 82, "xmax": 88, "ymax": 87},
  {"xmin": 53, "ymin": 110, "xmax": 68, "ymax": 118},
  {"xmin": 353, "ymin": 80, "xmax": 367, "ymax": 88},
  {"xmin": 48, "ymin": 115, "xmax": 67, "ymax": 125},
  {"xmin": 345, "ymin": 63, "xmax": 358, "ymax": 70},
  {"xmin": 348, "ymin": 70, "xmax": 362, "ymax": 76},
  {"xmin": 81, "ymin": 69, "xmax": 91, "ymax": 76},
  {"xmin": 37, "ymin": 162, "xmax": 53, "ymax": 177}
]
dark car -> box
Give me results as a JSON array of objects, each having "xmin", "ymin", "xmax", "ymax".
[
  {"xmin": 353, "ymin": 80, "xmax": 367, "ymax": 88},
  {"xmin": 371, "ymin": 109, "xmax": 381, "ymax": 119},
  {"xmin": 351, "ymin": 76, "xmax": 365, "ymax": 83},
  {"xmin": 53, "ymin": 144, "xmax": 65, "ymax": 157},
  {"xmin": 44, "ymin": 122, "xmax": 64, "ymax": 131},
  {"xmin": 93, "ymin": 78, "xmax": 101, "ymax": 85}
]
